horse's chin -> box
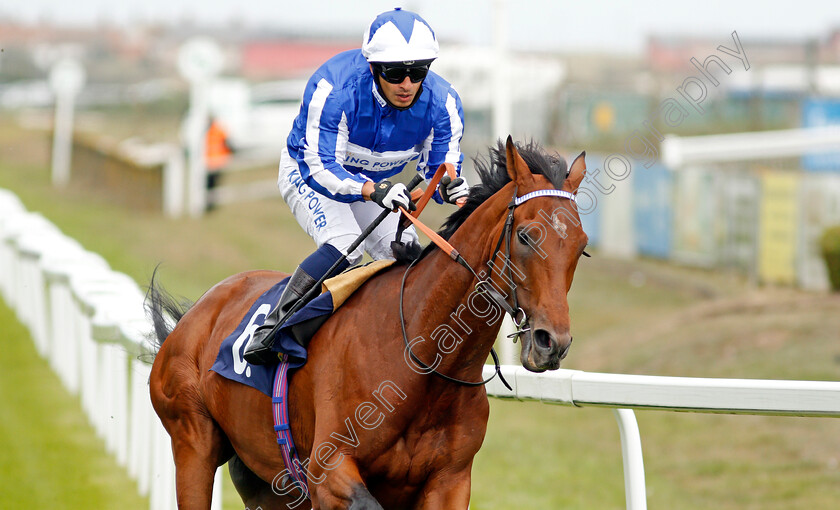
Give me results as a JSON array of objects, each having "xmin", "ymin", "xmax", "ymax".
[
  {"xmin": 518, "ymin": 328, "xmax": 564, "ymax": 373},
  {"xmin": 521, "ymin": 361, "xmax": 549, "ymax": 373}
]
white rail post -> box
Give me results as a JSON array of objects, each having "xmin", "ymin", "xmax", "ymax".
[
  {"xmin": 131, "ymin": 360, "xmax": 154, "ymax": 496},
  {"xmin": 177, "ymin": 37, "xmax": 224, "ymax": 218},
  {"xmin": 162, "ymin": 144, "xmax": 186, "ymax": 218},
  {"xmin": 497, "ymin": 316, "xmax": 518, "ymax": 365},
  {"xmin": 48, "ymin": 59, "xmax": 86, "ymax": 187},
  {"xmin": 0, "ymin": 190, "xmax": 26, "ymax": 302},
  {"xmin": 613, "ymin": 409, "xmax": 647, "ymax": 510}
]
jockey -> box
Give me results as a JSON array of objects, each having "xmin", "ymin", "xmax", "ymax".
[{"xmin": 245, "ymin": 8, "xmax": 469, "ymax": 364}]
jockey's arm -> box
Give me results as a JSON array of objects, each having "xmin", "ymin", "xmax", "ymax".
[
  {"xmin": 423, "ymin": 87, "xmax": 466, "ymax": 205},
  {"xmin": 297, "ymin": 85, "xmax": 370, "ymax": 203}
]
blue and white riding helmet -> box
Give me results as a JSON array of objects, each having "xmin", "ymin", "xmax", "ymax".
[{"xmin": 362, "ymin": 8, "xmax": 439, "ymax": 64}]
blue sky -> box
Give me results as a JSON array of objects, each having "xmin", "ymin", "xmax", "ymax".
[{"xmin": 5, "ymin": 0, "xmax": 840, "ymax": 54}]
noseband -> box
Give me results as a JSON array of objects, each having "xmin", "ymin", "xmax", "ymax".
[{"xmin": 399, "ymin": 186, "xmax": 578, "ymax": 389}]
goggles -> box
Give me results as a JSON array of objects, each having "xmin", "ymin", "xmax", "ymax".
[{"xmin": 376, "ymin": 62, "xmax": 431, "ymax": 84}]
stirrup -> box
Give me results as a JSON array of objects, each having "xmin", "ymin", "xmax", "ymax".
[
  {"xmin": 244, "ymin": 302, "xmax": 297, "ymax": 365},
  {"xmin": 244, "ymin": 302, "xmax": 285, "ymax": 364}
]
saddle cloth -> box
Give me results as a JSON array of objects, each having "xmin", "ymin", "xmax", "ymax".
[{"xmin": 210, "ymin": 259, "xmax": 394, "ymax": 396}]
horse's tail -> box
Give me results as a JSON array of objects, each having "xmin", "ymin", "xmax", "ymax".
[{"xmin": 144, "ymin": 266, "xmax": 193, "ymax": 355}]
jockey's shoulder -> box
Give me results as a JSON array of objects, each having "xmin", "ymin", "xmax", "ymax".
[{"xmin": 311, "ymin": 50, "xmax": 369, "ymax": 89}]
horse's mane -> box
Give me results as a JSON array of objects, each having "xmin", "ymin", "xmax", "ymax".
[
  {"xmin": 439, "ymin": 140, "xmax": 568, "ymax": 240},
  {"xmin": 393, "ymin": 140, "xmax": 568, "ymax": 264}
]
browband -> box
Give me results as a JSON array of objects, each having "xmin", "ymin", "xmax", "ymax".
[{"xmin": 514, "ymin": 189, "xmax": 576, "ymax": 206}]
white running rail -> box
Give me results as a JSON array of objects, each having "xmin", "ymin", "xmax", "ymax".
[
  {"xmin": 0, "ymin": 188, "xmax": 222, "ymax": 510},
  {"xmin": 482, "ymin": 364, "xmax": 840, "ymax": 510}
]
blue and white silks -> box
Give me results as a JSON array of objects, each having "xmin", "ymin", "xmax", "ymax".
[{"xmin": 285, "ymin": 49, "xmax": 465, "ymax": 203}]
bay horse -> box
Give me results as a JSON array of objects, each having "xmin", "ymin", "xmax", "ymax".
[{"xmin": 148, "ymin": 138, "xmax": 589, "ymax": 509}]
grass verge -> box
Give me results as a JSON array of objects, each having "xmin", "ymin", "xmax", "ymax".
[
  {"xmin": 0, "ymin": 300, "xmax": 147, "ymax": 509},
  {"xmin": 2, "ymin": 117, "xmax": 839, "ymax": 509}
]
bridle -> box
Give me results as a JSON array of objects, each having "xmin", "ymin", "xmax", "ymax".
[{"xmin": 398, "ymin": 186, "xmax": 579, "ymax": 389}]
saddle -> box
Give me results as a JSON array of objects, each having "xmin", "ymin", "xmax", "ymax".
[{"xmin": 288, "ymin": 259, "xmax": 394, "ymax": 347}]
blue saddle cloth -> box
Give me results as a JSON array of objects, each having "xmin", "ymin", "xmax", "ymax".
[{"xmin": 210, "ymin": 278, "xmax": 334, "ymax": 396}]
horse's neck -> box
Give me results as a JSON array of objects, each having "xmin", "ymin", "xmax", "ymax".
[{"xmin": 405, "ymin": 195, "xmax": 511, "ymax": 381}]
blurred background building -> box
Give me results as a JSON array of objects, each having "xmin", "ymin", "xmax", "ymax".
[{"xmin": 1, "ymin": 2, "xmax": 840, "ymax": 289}]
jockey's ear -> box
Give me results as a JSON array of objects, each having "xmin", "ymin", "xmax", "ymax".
[
  {"xmin": 564, "ymin": 151, "xmax": 586, "ymax": 194},
  {"xmin": 505, "ymin": 136, "xmax": 534, "ymax": 186}
]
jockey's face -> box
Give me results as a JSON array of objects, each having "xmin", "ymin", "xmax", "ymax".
[{"xmin": 373, "ymin": 69, "xmax": 422, "ymax": 108}]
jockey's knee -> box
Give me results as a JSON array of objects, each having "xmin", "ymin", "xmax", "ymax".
[
  {"xmin": 325, "ymin": 235, "xmax": 364, "ymax": 265},
  {"xmin": 367, "ymin": 239, "xmax": 399, "ymax": 261}
]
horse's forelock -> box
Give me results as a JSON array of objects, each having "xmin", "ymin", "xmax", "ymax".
[{"xmin": 436, "ymin": 141, "xmax": 567, "ymax": 241}]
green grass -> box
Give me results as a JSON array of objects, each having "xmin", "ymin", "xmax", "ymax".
[
  {"xmin": 0, "ymin": 300, "xmax": 147, "ymax": 509},
  {"xmin": 2, "ymin": 116, "xmax": 840, "ymax": 509}
]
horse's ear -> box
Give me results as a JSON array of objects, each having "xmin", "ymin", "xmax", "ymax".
[
  {"xmin": 505, "ymin": 136, "xmax": 534, "ymax": 186},
  {"xmin": 564, "ymin": 151, "xmax": 586, "ymax": 193}
]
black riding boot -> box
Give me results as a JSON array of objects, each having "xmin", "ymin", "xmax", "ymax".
[{"xmin": 243, "ymin": 266, "xmax": 318, "ymax": 365}]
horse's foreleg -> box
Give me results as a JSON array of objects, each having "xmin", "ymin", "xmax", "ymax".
[
  {"xmin": 413, "ymin": 468, "xmax": 472, "ymax": 510},
  {"xmin": 308, "ymin": 457, "xmax": 383, "ymax": 510}
]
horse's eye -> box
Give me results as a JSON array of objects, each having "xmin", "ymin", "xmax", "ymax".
[{"xmin": 517, "ymin": 229, "xmax": 530, "ymax": 245}]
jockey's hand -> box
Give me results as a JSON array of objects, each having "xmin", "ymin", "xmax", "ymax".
[
  {"xmin": 369, "ymin": 180, "xmax": 416, "ymax": 212},
  {"xmin": 440, "ymin": 174, "xmax": 469, "ymax": 205}
]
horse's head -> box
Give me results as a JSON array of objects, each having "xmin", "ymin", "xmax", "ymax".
[{"xmin": 500, "ymin": 137, "xmax": 588, "ymax": 372}]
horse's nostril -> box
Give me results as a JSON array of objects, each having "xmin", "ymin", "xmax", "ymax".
[
  {"xmin": 534, "ymin": 329, "xmax": 553, "ymax": 350},
  {"xmin": 559, "ymin": 336, "xmax": 573, "ymax": 359}
]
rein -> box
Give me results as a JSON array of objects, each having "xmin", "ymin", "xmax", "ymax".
[{"xmin": 397, "ymin": 185, "xmax": 578, "ymax": 390}]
